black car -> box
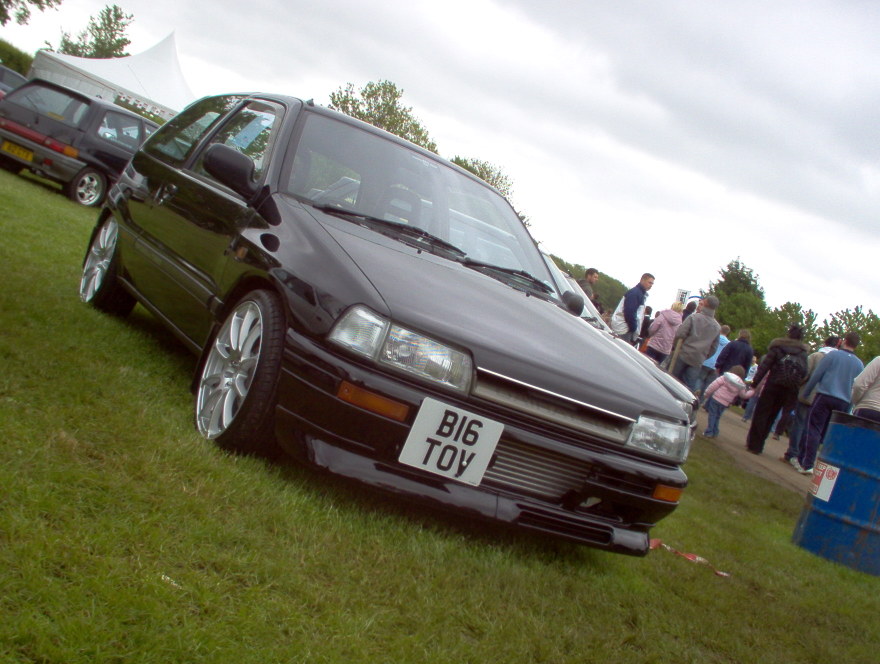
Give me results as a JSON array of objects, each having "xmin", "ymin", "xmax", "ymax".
[
  {"xmin": 79, "ymin": 93, "xmax": 692, "ymax": 555},
  {"xmin": 0, "ymin": 79, "xmax": 158, "ymax": 206},
  {"xmin": 0, "ymin": 65, "xmax": 27, "ymax": 99}
]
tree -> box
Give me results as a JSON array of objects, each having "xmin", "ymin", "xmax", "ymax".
[
  {"xmin": 706, "ymin": 258, "xmax": 765, "ymax": 300},
  {"xmin": 750, "ymin": 302, "xmax": 819, "ymax": 356},
  {"xmin": 549, "ymin": 255, "xmax": 624, "ymax": 313},
  {"xmin": 451, "ymin": 156, "xmax": 513, "ymax": 198},
  {"xmin": 328, "ymin": 80, "xmax": 438, "ymax": 153},
  {"xmin": 721, "ymin": 292, "xmax": 773, "ymax": 344},
  {"xmin": 0, "ymin": 38, "xmax": 33, "ymax": 74},
  {"xmin": 704, "ymin": 258, "xmax": 770, "ymax": 341},
  {"xmin": 51, "ymin": 4, "xmax": 133, "ymax": 58},
  {"xmin": 1, "ymin": 0, "xmax": 60, "ymax": 26},
  {"xmin": 817, "ymin": 306, "xmax": 880, "ymax": 363}
]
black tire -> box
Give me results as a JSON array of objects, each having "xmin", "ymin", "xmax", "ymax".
[
  {"xmin": 65, "ymin": 167, "xmax": 107, "ymax": 207},
  {"xmin": 195, "ymin": 289, "xmax": 285, "ymax": 456},
  {"xmin": 79, "ymin": 217, "xmax": 136, "ymax": 316}
]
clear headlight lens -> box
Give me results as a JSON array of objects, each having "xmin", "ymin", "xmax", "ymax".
[
  {"xmin": 330, "ymin": 306, "xmax": 473, "ymax": 393},
  {"xmin": 328, "ymin": 306, "xmax": 389, "ymax": 357},
  {"xmin": 677, "ymin": 399, "xmax": 696, "ymax": 422},
  {"xmin": 626, "ymin": 415, "xmax": 691, "ymax": 462}
]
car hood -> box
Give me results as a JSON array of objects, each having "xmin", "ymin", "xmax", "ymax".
[{"xmin": 318, "ymin": 218, "xmax": 685, "ymax": 423}]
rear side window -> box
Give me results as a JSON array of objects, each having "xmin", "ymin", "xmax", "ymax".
[
  {"xmin": 8, "ymin": 84, "xmax": 89, "ymax": 126},
  {"xmin": 96, "ymin": 111, "xmax": 145, "ymax": 149},
  {"xmin": 145, "ymin": 95, "xmax": 244, "ymax": 166}
]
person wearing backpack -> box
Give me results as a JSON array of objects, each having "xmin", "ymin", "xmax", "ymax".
[
  {"xmin": 795, "ymin": 332, "xmax": 865, "ymax": 474},
  {"xmin": 780, "ymin": 336, "xmax": 840, "ymax": 468},
  {"xmin": 745, "ymin": 325, "xmax": 811, "ymax": 455}
]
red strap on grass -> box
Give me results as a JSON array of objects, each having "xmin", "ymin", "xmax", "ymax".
[{"xmin": 650, "ymin": 538, "xmax": 731, "ymax": 577}]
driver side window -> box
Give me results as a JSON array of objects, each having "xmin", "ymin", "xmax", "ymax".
[
  {"xmin": 145, "ymin": 95, "xmax": 244, "ymax": 166},
  {"xmin": 194, "ymin": 101, "xmax": 280, "ymax": 181}
]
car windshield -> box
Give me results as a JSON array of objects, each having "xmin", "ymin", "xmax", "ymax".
[{"xmin": 285, "ymin": 113, "xmax": 549, "ymax": 282}]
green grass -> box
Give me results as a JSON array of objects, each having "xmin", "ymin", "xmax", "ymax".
[{"xmin": 1, "ymin": 169, "xmax": 879, "ymax": 663}]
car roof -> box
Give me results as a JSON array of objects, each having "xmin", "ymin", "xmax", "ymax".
[
  {"xmin": 195, "ymin": 91, "xmax": 493, "ymax": 192},
  {"xmin": 12, "ymin": 78, "xmax": 157, "ymax": 124},
  {"xmin": 0, "ymin": 65, "xmax": 27, "ymax": 83}
]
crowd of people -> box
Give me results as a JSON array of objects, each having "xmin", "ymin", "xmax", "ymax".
[{"xmin": 585, "ymin": 269, "xmax": 880, "ymax": 477}]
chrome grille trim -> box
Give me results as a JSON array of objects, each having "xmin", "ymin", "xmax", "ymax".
[{"xmin": 474, "ymin": 368, "xmax": 632, "ymax": 443}]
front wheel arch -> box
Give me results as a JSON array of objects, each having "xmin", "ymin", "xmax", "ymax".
[
  {"xmin": 194, "ymin": 288, "xmax": 286, "ymax": 456},
  {"xmin": 79, "ymin": 214, "xmax": 136, "ymax": 316}
]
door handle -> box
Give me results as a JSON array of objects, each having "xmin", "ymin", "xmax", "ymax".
[{"xmin": 156, "ymin": 182, "xmax": 178, "ymax": 205}]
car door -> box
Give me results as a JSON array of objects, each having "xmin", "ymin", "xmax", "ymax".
[
  {"xmin": 83, "ymin": 109, "xmax": 150, "ymax": 177},
  {"xmin": 123, "ymin": 96, "xmax": 282, "ymax": 349}
]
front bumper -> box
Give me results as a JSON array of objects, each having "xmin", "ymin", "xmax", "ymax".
[{"xmin": 274, "ymin": 328, "xmax": 687, "ymax": 556}]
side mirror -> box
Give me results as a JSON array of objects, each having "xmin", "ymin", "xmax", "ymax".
[
  {"xmin": 562, "ymin": 290, "xmax": 585, "ymax": 315},
  {"xmin": 203, "ymin": 143, "xmax": 258, "ymax": 198}
]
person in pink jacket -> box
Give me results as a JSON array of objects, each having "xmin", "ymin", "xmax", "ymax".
[
  {"xmin": 702, "ymin": 366, "xmax": 756, "ymax": 438},
  {"xmin": 645, "ymin": 301, "xmax": 683, "ymax": 364}
]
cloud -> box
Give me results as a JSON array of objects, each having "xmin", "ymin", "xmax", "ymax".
[{"xmin": 4, "ymin": 0, "xmax": 877, "ymax": 321}]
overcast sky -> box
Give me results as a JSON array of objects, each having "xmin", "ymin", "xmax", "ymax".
[{"xmin": 5, "ymin": 0, "xmax": 878, "ymax": 323}]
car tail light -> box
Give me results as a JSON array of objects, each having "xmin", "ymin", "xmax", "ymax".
[
  {"xmin": 43, "ymin": 136, "xmax": 78, "ymax": 159},
  {"xmin": 0, "ymin": 117, "xmax": 78, "ymax": 158}
]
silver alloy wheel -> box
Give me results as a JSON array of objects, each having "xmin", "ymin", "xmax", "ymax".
[
  {"xmin": 196, "ymin": 301, "xmax": 263, "ymax": 439},
  {"xmin": 79, "ymin": 219, "xmax": 118, "ymax": 302},
  {"xmin": 73, "ymin": 171, "xmax": 104, "ymax": 206}
]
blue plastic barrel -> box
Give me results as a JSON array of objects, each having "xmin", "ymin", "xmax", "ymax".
[{"xmin": 792, "ymin": 411, "xmax": 880, "ymax": 576}]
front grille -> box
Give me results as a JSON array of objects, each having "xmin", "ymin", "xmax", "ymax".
[
  {"xmin": 483, "ymin": 439, "xmax": 655, "ymax": 501},
  {"xmin": 471, "ymin": 368, "xmax": 656, "ymax": 502},
  {"xmin": 483, "ymin": 439, "xmax": 593, "ymax": 499}
]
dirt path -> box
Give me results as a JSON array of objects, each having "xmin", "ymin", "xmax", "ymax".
[{"xmin": 694, "ymin": 406, "xmax": 814, "ymax": 495}]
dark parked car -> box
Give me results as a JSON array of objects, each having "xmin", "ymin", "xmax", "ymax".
[
  {"xmin": 0, "ymin": 78, "xmax": 158, "ymax": 206},
  {"xmin": 0, "ymin": 65, "xmax": 27, "ymax": 99},
  {"xmin": 79, "ymin": 93, "xmax": 693, "ymax": 555}
]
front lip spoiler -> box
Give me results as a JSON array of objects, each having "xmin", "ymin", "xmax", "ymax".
[{"xmin": 302, "ymin": 435, "xmax": 651, "ymax": 556}]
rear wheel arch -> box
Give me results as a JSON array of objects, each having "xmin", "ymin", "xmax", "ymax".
[{"xmin": 66, "ymin": 167, "xmax": 109, "ymax": 207}]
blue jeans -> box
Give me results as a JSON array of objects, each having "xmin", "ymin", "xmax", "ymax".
[
  {"xmin": 671, "ymin": 361, "xmax": 703, "ymax": 394},
  {"xmin": 704, "ymin": 398, "xmax": 726, "ymax": 436},
  {"xmin": 742, "ymin": 395, "xmax": 758, "ymax": 421},
  {"xmin": 697, "ymin": 367, "xmax": 718, "ymax": 404},
  {"xmin": 799, "ymin": 394, "xmax": 849, "ymax": 470},
  {"xmin": 784, "ymin": 402, "xmax": 810, "ymax": 460}
]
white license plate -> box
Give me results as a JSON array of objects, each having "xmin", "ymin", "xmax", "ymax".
[{"xmin": 399, "ymin": 397, "xmax": 504, "ymax": 486}]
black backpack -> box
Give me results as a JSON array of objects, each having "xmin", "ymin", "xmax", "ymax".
[{"xmin": 775, "ymin": 351, "xmax": 808, "ymax": 388}]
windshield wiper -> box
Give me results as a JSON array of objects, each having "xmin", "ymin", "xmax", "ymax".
[
  {"xmin": 310, "ymin": 202, "xmax": 467, "ymax": 259},
  {"xmin": 463, "ymin": 258, "xmax": 555, "ymax": 296},
  {"xmin": 311, "ymin": 202, "xmax": 552, "ymax": 297}
]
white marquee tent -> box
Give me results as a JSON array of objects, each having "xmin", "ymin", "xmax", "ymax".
[{"xmin": 28, "ymin": 33, "xmax": 196, "ymax": 119}]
